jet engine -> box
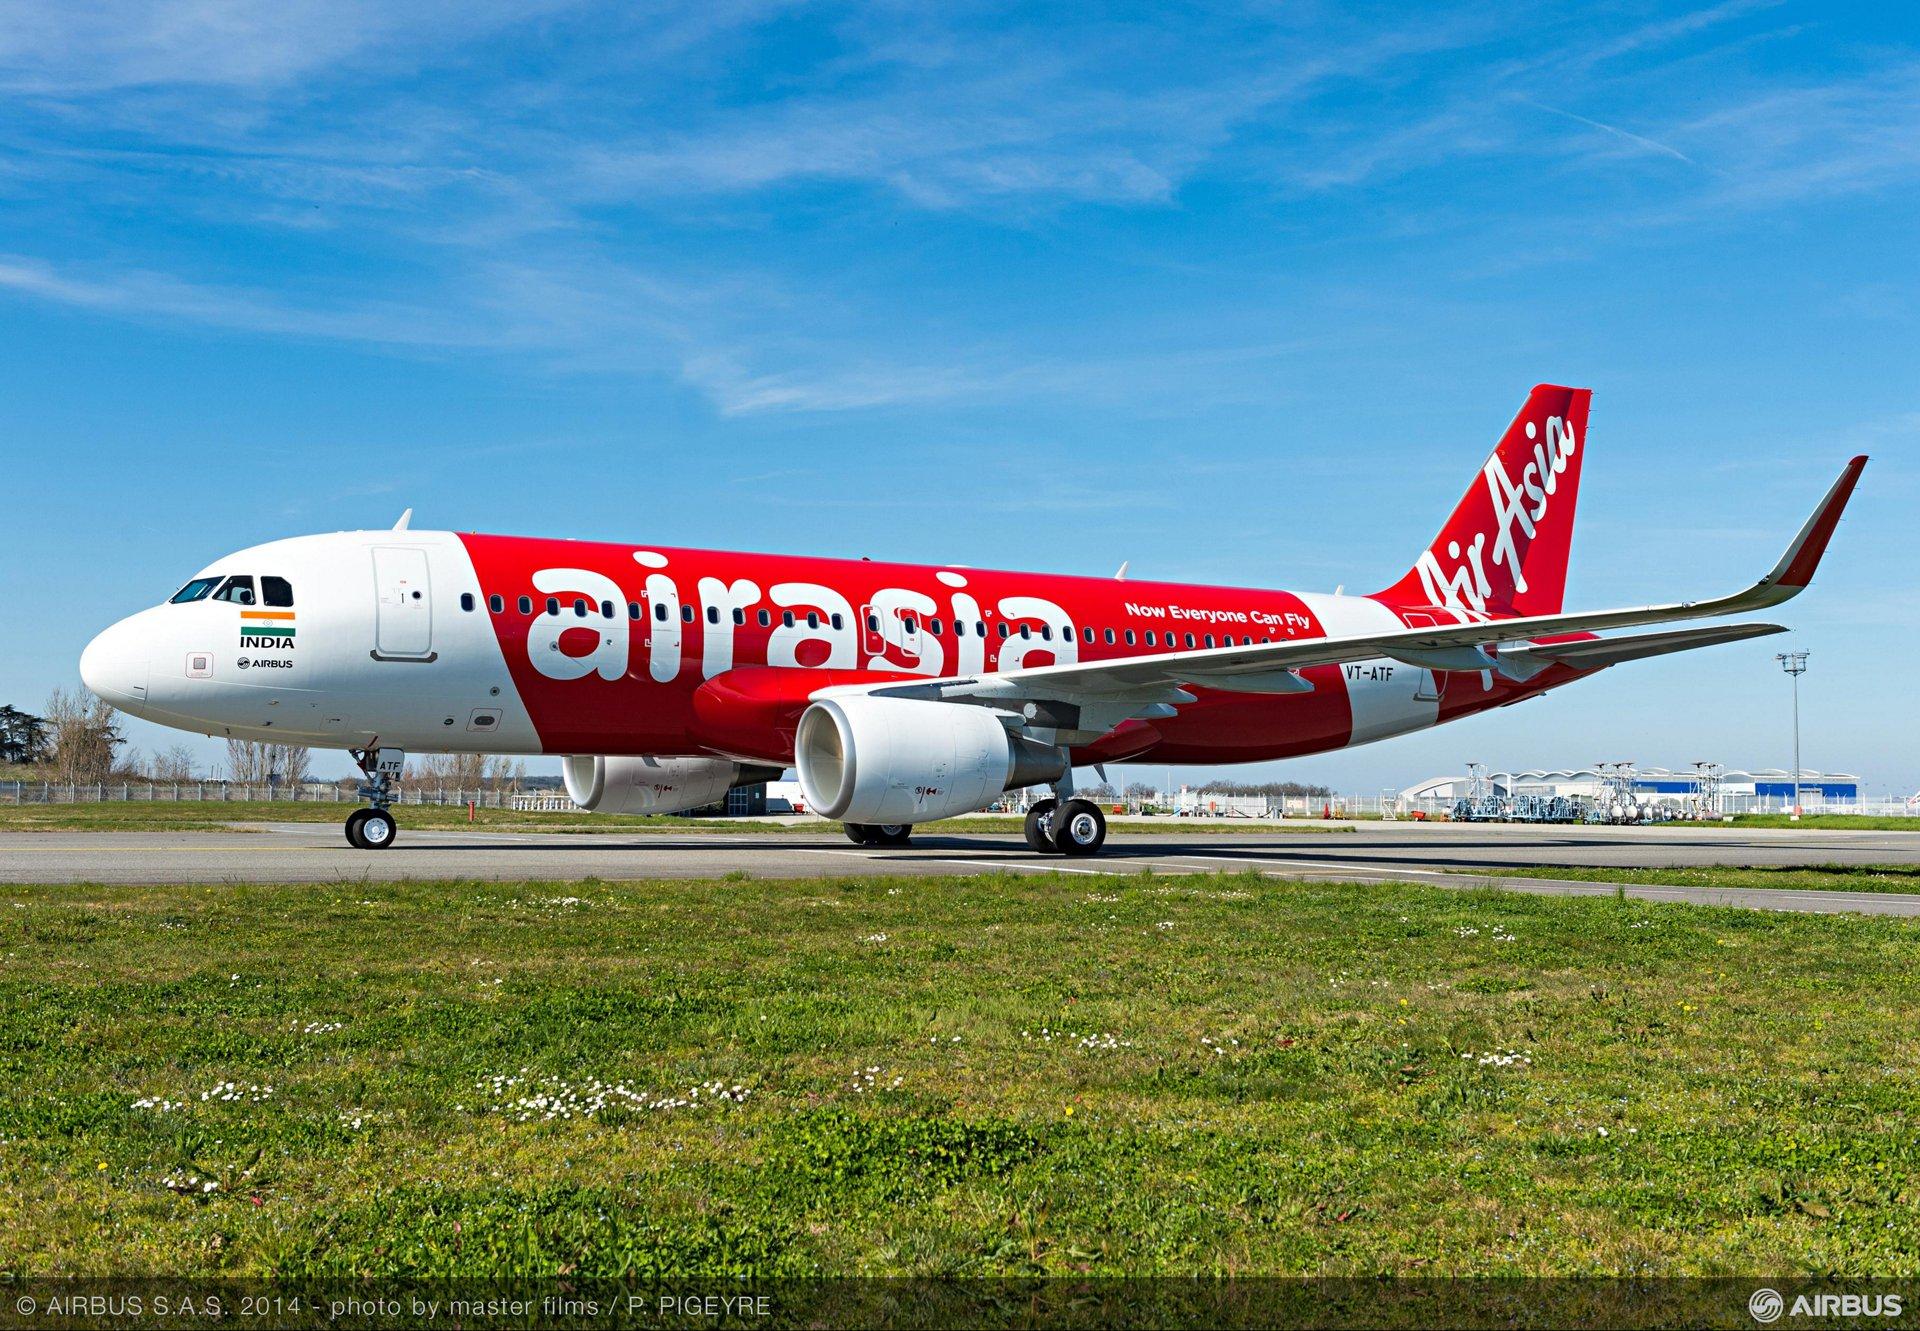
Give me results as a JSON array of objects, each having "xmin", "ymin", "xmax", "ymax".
[
  {"xmin": 795, "ymin": 696, "xmax": 1067, "ymax": 824},
  {"xmin": 562, "ymin": 754, "xmax": 777, "ymax": 816}
]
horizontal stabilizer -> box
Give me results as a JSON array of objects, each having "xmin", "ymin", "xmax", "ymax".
[{"xmin": 1503, "ymin": 622, "xmax": 1786, "ymax": 672}]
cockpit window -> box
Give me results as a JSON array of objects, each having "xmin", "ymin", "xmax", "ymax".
[
  {"xmin": 212, "ymin": 575, "xmax": 256, "ymax": 605},
  {"xmin": 170, "ymin": 577, "xmax": 220, "ymax": 604},
  {"xmin": 261, "ymin": 576, "xmax": 294, "ymax": 608}
]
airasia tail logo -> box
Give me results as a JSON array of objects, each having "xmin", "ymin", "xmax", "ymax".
[{"xmin": 1415, "ymin": 414, "xmax": 1578, "ymax": 613}]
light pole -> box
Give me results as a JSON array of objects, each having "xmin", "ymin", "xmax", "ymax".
[{"xmin": 1776, "ymin": 651, "xmax": 1808, "ymax": 817}]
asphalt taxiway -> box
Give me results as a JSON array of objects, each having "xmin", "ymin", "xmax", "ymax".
[{"xmin": 4, "ymin": 819, "xmax": 1918, "ymax": 915}]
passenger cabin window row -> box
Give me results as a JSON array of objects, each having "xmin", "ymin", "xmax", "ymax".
[{"xmin": 455, "ymin": 585, "xmax": 1277, "ymax": 651}]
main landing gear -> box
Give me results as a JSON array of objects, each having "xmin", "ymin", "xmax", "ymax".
[
  {"xmin": 346, "ymin": 746, "xmax": 404, "ymax": 851},
  {"xmin": 1023, "ymin": 794, "xmax": 1108, "ymax": 858},
  {"xmin": 845, "ymin": 822, "xmax": 913, "ymax": 847}
]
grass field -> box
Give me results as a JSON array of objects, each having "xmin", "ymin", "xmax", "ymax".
[
  {"xmin": 1684, "ymin": 814, "xmax": 1920, "ymax": 831},
  {"xmin": 4, "ymin": 869, "xmax": 1919, "ymax": 1278},
  {"xmin": 0, "ymin": 800, "xmax": 1354, "ymax": 836},
  {"xmin": 1455, "ymin": 863, "xmax": 1920, "ymax": 895}
]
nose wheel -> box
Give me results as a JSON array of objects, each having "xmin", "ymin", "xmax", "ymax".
[
  {"xmin": 345, "ymin": 807, "xmax": 398, "ymax": 850},
  {"xmin": 345, "ymin": 745, "xmax": 403, "ymax": 851}
]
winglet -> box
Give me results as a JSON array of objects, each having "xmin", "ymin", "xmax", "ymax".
[
  {"xmin": 393, "ymin": 508, "xmax": 413, "ymax": 532},
  {"xmin": 1114, "ymin": 561, "xmax": 1129, "ymax": 581},
  {"xmin": 1764, "ymin": 456, "xmax": 1866, "ymax": 592}
]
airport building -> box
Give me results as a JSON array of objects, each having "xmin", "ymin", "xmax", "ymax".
[{"xmin": 1398, "ymin": 766, "xmax": 1860, "ymax": 815}]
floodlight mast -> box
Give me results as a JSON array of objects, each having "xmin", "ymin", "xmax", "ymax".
[{"xmin": 1776, "ymin": 651, "xmax": 1809, "ymax": 817}]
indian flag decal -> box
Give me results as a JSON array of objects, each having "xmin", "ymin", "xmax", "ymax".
[{"xmin": 241, "ymin": 610, "xmax": 296, "ymax": 638}]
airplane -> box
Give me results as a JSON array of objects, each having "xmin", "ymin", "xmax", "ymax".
[{"xmin": 79, "ymin": 385, "xmax": 1866, "ymax": 856}]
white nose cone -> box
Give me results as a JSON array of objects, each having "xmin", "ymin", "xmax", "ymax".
[{"xmin": 79, "ymin": 621, "xmax": 149, "ymax": 713}]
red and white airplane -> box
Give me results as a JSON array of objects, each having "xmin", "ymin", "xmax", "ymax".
[{"xmin": 80, "ymin": 386, "xmax": 1865, "ymax": 855}]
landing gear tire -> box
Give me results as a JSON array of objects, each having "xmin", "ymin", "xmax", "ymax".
[
  {"xmin": 843, "ymin": 823, "xmax": 873, "ymax": 845},
  {"xmin": 350, "ymin": 807, "xmax": 398, "ymax": 850},
  {"xmin": 870, "ymin": 824, "xmax": 912, "ymax": 847},
  {"xmin": 1024, "ymin": 799, "xmax": 1059, "ymax": 853},
  {"xmin": 1052, "ymin": 799, "xmax": 1106, "ymax": 857},
  {"xmin": 344, "ymin": 809, "xmax": 370, "ymax": 848}
]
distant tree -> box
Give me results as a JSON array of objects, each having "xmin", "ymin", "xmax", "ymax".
[
  {"xmin": 225, "ymin": 740, "xmax": 311, "ymax": 785},
  {"xmin": 44, "ymin": 688, "xmax": 123, "ymax": 783},
  {"xmin": 1197, "ymin": 779, "xmax": 1332, "ymax": 798},
  {"xmin": 408, "ymin": 753, "xmax": 523, "ymax": 794},
  {"xmin": 1082, "ymin": 782, "xmax": 1117, "ymax": 800},
  {"xmin": 1124, "ymin": 782, "xmax": 1157, "ymax": 800},
  {"xmin": 0, "ymin": 704, "xmax": 50, "ymax": 764},
  {"xmin": 151, "ymin": 743, "xmax": 199, "ymax": 782}
]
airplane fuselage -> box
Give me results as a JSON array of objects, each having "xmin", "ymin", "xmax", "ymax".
[{"xmin": 82, "ymin": 527, "xmax": 1562, "ymax": 767}]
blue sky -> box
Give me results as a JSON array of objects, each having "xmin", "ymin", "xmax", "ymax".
[{"xmin": 1, "ymin": 1, "xmax": 1914, "ymax": 793}]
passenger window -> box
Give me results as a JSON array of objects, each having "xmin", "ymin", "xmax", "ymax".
[
  {"xmin": 831, "ymin": 612, "xmax": 843, "ymax": 630},
  {"xmin": 460, "ymin": 593, "xmax": 476, "ymax": 612},
  {"xmin": 262, "ymin": 576, "xmax": 294, "ymax": 608},
  {"xmin": 1039, "ymin": 625, "xmax": 1051, "ymax": 641},
  {"xmin": 654, "ymin": 602, "xmax": 669, "ymax": 622},
  {"xmin": 927, "ymin": 618, "xmax": 941, "ymax": 636},
  {"xmin": 733, "ymin": 608, "xmax": 746, "ymax": 625},
  {"xmin": 996, "ymin": 622, "xmax": 1009, "ymax": 639},
  {"xmin": 707, "ymin": 606, "xmax": 720, "ymax": 624},
  {"xmin": 213, "ymin": 575, "xmax": 256, "ymax": 605},
  {"xmin": 489, "ymin": 594, "xmax": 504, "ymax": 613},
  {"xmin": 782, "ymin": 611, "xmax": 795, "ymax": 628},
  {"xmin": 1204, "ymin": 634, "xmax": 1215, "ymax": 649},
  {"xmin": 681, "ymin": 604, "xmax": 695, "ymax": 622},
  {"xmin": 1145, "ymin": 630, "xmax": 1156, "ymax": 646},
  {"xmin": 546, "ymin": 598, "xmax": 560, "ymax": 616},
  {"xmin": 574, "ymin": 599, "xmax": 588, "ymax": 617},
  {"xmin": 170, "ymin": 577, "xmax": 221, "ymax": 604},
  {"xmin": 519, "ymin": 596, "xmax": 532, "ymax": 615},
  {"xmin": 600, "ymin": 600, "xmax": 613, "ymax": 619},
  {"xmin": 866, "ymin": 614, "xmax": 880, "ymax": 632},
  {"xmin": 1082, "ymin": 627, "xmax": 1094, "ymax": 644},
  {"xmin": 628, "ymin": 602, "xmax": 641, "ymax": 619},
  {"xmin": 976, "ymin": 621, "xmax": 986, "ymax": 638},
  {"xmin": 759, "ymin": 610, "xmax": 771, "ymax": 627},
  {"xmin": 1019, "ymin": 625, "xmax": 1031, "ymax": 639},
  {"xmin": 806, "ymin": 611, "xmax": 819, "ymax": 629},
  {"xmin": 1125, "ymin": 630, "xmax": 1136, "ymax": 645},
  {"xmin": 1103, "ymin": 628, "xmax": 1115, "ymax": 644},
  {"xmin": 1185, "ymin": 633, "xmax": 1196, "ymax": 648}
]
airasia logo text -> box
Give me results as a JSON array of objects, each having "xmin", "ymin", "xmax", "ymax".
[{"xmin": 1414, "ymin": 414, "xmax": 1577, "ymax": 613}]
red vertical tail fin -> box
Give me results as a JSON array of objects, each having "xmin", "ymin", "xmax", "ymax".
[{"xmin": 1375, "ymin": 384, "xmax": 1592, "ymax": 618}]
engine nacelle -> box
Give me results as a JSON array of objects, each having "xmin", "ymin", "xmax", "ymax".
[
  {"xmin": 562, "ymin": 754, "xmax": 771, "ymax": 816},
  {"xmin": 795, "ymin": 696, "xmax": 1067, "ymax": 824}
]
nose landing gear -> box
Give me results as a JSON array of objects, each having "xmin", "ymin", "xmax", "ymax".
[{"xmin": 346, "ymin": 746, "xmax": 404, "ymax": 850}]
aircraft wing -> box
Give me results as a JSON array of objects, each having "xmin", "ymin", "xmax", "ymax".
[
  {"xmin": 823, "ymin": 455, "xmax": 1864, "ymax": 721},
  {"xmin": 1499, "ymin": 621, "xmax": 1787, "ymax": 672}
]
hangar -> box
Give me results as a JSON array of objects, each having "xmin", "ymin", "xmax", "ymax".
[{"xmin": 1399, "ymin": 766, "xmax": 1861, "ymax": 816}]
